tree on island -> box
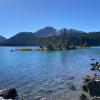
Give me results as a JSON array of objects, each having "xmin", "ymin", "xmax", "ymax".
[
  {"xmin": 61, "ymin": 28, "xmax": 71, "ymax": 49},
  {"xmin": 40, "ymin": 45, "xmax": 44, "ymax": 50},
  {"xmin": 47, "ymin": 44, "xmax": 54, "ymax": 50}
]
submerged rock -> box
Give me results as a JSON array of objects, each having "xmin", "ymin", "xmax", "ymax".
[
  {"xmin": 10, "ymin": 50, "xmax": 14, "ymax": 52},
  {"xmin": 0, "ymin": 88, "xmax": 17, "ymax": 99},
  {"xmin": 68, "ymin": 83, "xmax": 77, "ymax": 91},
  {"xmin": 33, "ymin": 96, "xmax": 47, "ymax": 100},
  {"xmin": 91, "ymin": 58, "xmax": 96, "ymax": 61},
  {"xmin": 68, "ymin": 76, "xmax": 74, "ymax": 80}
]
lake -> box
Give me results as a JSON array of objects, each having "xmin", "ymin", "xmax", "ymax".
[{"xmin": 0, "ymin": 46, "xmax": 100, "ymax": 100}]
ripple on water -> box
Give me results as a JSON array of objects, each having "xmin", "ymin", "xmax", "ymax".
[{"xmin": 0, "ymin": 46, "xmax": 100, "ymax": 100}]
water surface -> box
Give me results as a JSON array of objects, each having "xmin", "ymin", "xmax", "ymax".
[{"xmin": 0, "ymin": 46, "xmax": 100, "ymax": 100}]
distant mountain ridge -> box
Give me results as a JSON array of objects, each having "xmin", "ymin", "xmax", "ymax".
[
  {"xmin": 58, "ymin": 28, "xmax": 87, "ymax": 36},
  {"xmin": 0, "ymin": 35, "xmax": 7, "ymax": 43},
  {"xmin": 5, "ymin": 27, "xmax": 59, "ymax": 44},
  {"xmin": 0, "ymin": 26, "xmax": 100, "ymax": 46},
  {"xmin": 5, "ymin": 26, "xmax": 87, "ymax": 44}
]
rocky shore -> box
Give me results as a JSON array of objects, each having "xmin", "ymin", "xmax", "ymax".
[
  {"xmin": 1, "ymin": 58, "xmax": 100, "ymax": 100},
  {"xmin": 80, "ymin": 74, "xmax": 100, "ymax": 100},
  {"xmin": 91, "ymin": 62, "xmax": 100, "ymax": 71},
  {"xmin": 80, "ymin": 59, "xmax": 100, "ymax": 100}
]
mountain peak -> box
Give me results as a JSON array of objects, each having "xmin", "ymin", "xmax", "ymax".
[
  {"xmin": 44, "ymin": 26, "xmax": 56, "ymax": 30},
  {"xmin": 35, "ymin": 26, "xmax": 57, "ymax": 38}
]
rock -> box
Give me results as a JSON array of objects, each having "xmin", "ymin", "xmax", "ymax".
[
  {"xmin": 91, "ymin": 58, "xmax": 96, "ymax": 61},
  {"xmin": 68, "ymin": 83, "xmax": 77, "ymax": 91},
  {"xmin": 80, "ymin": 75, "xmax": 100, "ymax": 100},
  {"xmin": 10, "ymin": 50, "xmax": 13, "ymax": 52},
  {"xmin": 90, "ymin": 61, "xmax": 100, "ymax": 71},
  {"xmin": 91, "ymin": 67, "xmax": 95, "ymax": 70},
  {"xmin": 0, "ymin": 88, "xmax": 17, "ymax": 99},
  {"xmin": 91, "ymin": 62, "xmax": 99, "ymax": 66},
  {"xmin": 82, "ymin": 84, "xmax": 88, "ymax": 92},
  {"xmin": 91, "ymin": 63, "xmax": 95, "ymax": 66},
  {"xmin": 87, "ymin": 79, "xmax": 100, "ymax": 97},
  {"xmin": 70, "ymin": 76, "xmax": 74, "ymax": 79},
  {"xmin": 80, "ymin": 93, "xmax": 87, "ymax": 100},
  {"xmin": 84, "ymin": 75, "xmax": 92, "ymax": 83},
  {"xmin": 68, "ymin": 76, "xmax": 74, "ymax": 80},
  {"xmin": 96, "ymin": 62, "xmax": 99, "ymax": 65},
  {"xmin": 0, "ymin": 97, "xmax": 12, "ymax": 100}
]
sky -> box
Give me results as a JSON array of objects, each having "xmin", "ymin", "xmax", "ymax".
[{"xmin": 0, "ymin": 0, "xmax": 100, "ymax": 38}]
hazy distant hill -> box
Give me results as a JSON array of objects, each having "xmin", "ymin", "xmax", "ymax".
[
  {"xmin": 35, "ymin": 27, "xmax": 58, "ymax": 38},
  {"xmin": 0, "ymin": 35, "xmax": 6, "ymax": 43},
  {"xmin": 6, "ymin": 32, "xmax": 36, "ymax": 44}
]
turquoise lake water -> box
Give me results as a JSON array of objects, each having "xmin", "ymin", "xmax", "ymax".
[{"xmin": 0, "ymin": 46, "xmax": 100, "ymax": 100}]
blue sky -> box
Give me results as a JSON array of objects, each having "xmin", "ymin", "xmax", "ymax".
[{"xmin": 0, "ymin": 0, "xmax": 100, "ymax": 38}]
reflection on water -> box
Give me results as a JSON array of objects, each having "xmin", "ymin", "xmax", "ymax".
[{"xmin": 0, "ymin": 46, "xmax": 100, "ymax": 100}]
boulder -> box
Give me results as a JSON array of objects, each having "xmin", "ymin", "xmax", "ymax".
[
  {"xmin": 87, "ymin": 79, "xmax": 100, "ymax": 97},
  {"xmin": 80, "ymin": 75, "xmax": 100, "ymax": 100},
  {"xmin": 0, "ymin": 88, "xmax": 17, "ymax": 99},
  {"xmin": 0, "ymin": 97, "xmax": 12, "ymax": 100}
]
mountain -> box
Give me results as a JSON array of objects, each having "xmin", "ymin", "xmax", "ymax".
[
  {"xmin": 6, "ymin": 32, "xmax": 37, "ymax": 44},
  {"xmin": 58, "ymin": 28, "xmax": 87, "ymax": 36},
  {"xmin": 4, "ymin": 27, "xmax": 58, "ymax": 45},
  {"xmin": 2, "ymin": 27, "xmax": 89, "ymax": 46},
  {"xmin": 6, "ymin": 27, "xmax": 87, "ymax": 44},
  {"xmin": 35, "ymin": 26, "xmax": 58, "ymax": 38},
  {"xmin": 0, "ymin": 35, "xmax": 7, "ymax": 43},
  {"xmin": 1, "ymin": 26, "xmax": 100, "ymax": 46}
]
